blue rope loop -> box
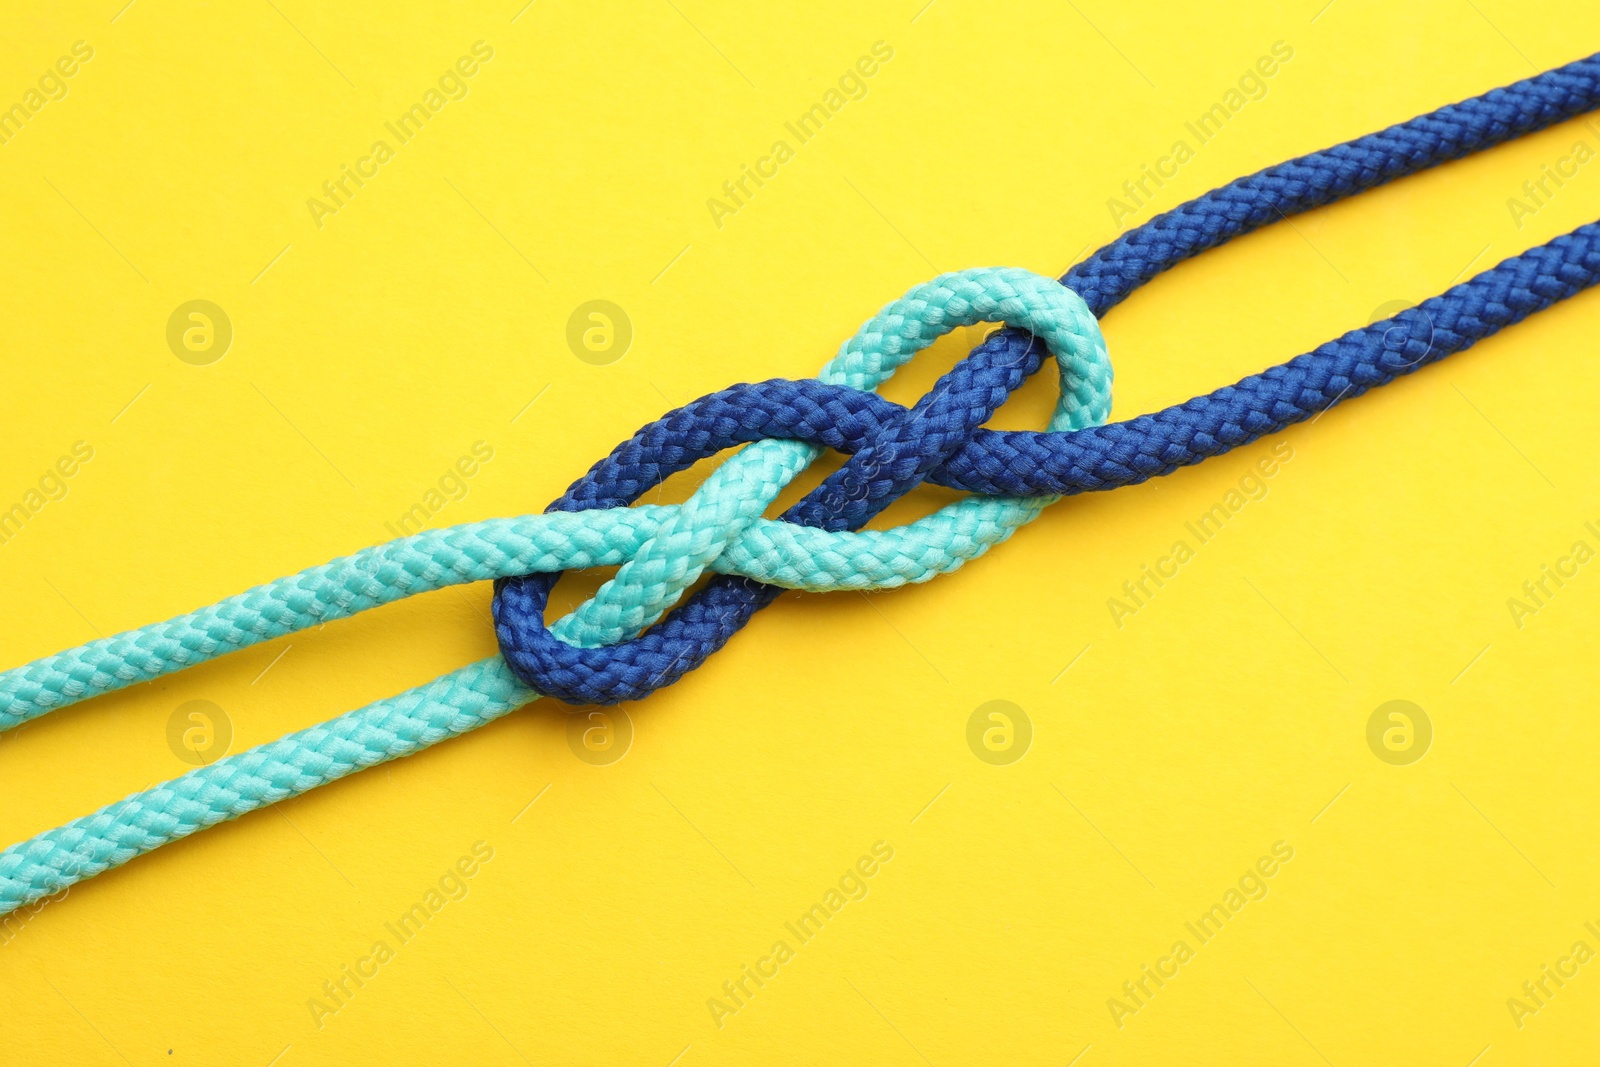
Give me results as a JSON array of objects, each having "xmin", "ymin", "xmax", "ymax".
[
  {"xmin": 494, "ymin": 278, "xmax": 1107, "ymax": 704},
  {"xmin": 495, "ymin": 50, "xmax": 1600, "ymax": 706}
]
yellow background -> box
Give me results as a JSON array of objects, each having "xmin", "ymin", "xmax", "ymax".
[{"xmin": 2, "ymin": 0, "xmax": 1599, "ymax": 1062}]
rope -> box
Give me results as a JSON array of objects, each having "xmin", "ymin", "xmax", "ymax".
[
  {"xmin": 1, "ymin": 269, "xmax": 1104, "ymax": 728},
  {"xmin": 491, "ymin": 48, "xmax": 1600, "ymax": 703},
  {"xmin": 4, "ymin": 51, "xmax": 1600, "ymax": 914}
]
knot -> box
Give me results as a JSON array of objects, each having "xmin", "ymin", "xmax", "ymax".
[{"xmin": 493, "ymin": 267, "xmax": 1111, "ymax": 704}]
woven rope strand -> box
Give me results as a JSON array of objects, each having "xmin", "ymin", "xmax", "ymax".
[
  {"xmin": 0, "ymin": 659, "xmax": 529, "ymax": 912},
  {"xmin": 0, "ymin": 497, "xmax": 1049, "ymax": 729},
  {"xmin": 0, "ymin": 269, "xmax": 1102, "ymax": 729},
  {"xmin": 5, "ymin": 53, "xmax": 1600, "ymax": 913}
]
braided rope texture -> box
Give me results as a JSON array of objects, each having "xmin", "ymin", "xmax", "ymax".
[
  {"xmin": 0, "ymin": 658, "xmax": 531, "ymax": 913},
  {"xmin": 0, "ymin": 501, "xmax": 1051, "ymax": 727},
  {"xmin": 4, "ymin": 51, "xmax": 1600, "ymax": 914},
  {"xmin": 492, "ymin": 51, "xmax": 1600, "ymax": 705},
  {"xmin": 0, "ymin": 269, "xmax": 1104, "ymax": 730},
  {"xmin": 0, "ymin": 269, "xmax": 1107, "ymax": 913},
  {"xmin": 540, "ymin": 268, "xmax": 1110, "ymax": 650}
]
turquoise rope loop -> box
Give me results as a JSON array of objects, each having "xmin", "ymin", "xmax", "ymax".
[
  {"xmin": 0, "ymin": 268, "xmax": 1109, "ymax": 914},
  {"xmin": 549, "ymin": 267, "xmax": 1110, "ymax": 649}
]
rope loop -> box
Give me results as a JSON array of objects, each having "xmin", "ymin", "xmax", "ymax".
[{"xmin": 492, "ymin": 267, "xmax": 1111, "ymax": 704}]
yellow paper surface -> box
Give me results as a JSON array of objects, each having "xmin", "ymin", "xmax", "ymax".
[{"xmin": 3, "ymin": 1, "xmax": 1599, "ymax": 1062}]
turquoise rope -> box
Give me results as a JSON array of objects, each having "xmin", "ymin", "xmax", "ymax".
[
  {"xmin": 1, "ymin": 497, "xmax": 1051, "ymax": 727},
  {"xmin": 0, "ymin": 268, "xmax": 1110, "ymax": 914}
]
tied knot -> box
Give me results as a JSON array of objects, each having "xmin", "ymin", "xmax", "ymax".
[{"xmin": 492, "ymin": 267, "xmax": 1113, "ymax": 704}]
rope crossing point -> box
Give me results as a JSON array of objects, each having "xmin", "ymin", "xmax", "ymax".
[{"xmin": 5, "ymin": 51, "xmax": 1600, "ymax": 914}]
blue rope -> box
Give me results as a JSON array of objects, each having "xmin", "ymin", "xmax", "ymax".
[{"xmin": 493, "ymin": 51, "xmax": 1600, "ymax": 705}]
